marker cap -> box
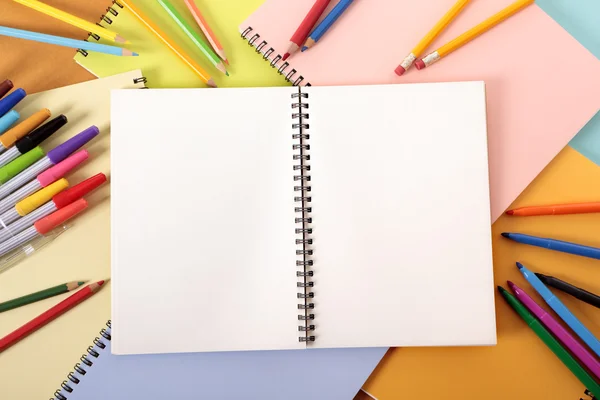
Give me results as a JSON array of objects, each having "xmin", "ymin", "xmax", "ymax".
[
  {"xmin": 0, "ymin": 88, "xmax": 26, "ymax": 117},
  {"xmin": 0, "ymin": 80, "xmax": 14, "ymax": 99},
  {"xmin": 37, "ymin": 150, "xmax": 88, "ymax": 187},
  {"xmin": 34, "ymin": 198, "xmax": 88, "ymax": 235},
  {"xmin": 15, "ymin": 178, "xmax": 69, "ymax": 216},
  {"xmin": 0, "ymin": 110, "xmax": 20, "ymax": 134},
  {"xmin": 0, "ymin": 108, "xmax": 51, "ymax": 149},
  {"xmin": 53, "ymin": 173, "xmax": 106, "ymax": 209},
  {"xmin": 47, "ymin": 125, "xmax": 99, "ymax": 165},
  {"xmin": 15, "ymin": 114, "xmax": 67, "ymax": 154},
  {"xmin": 0, "ymin": 146, "xmax": 45, "ymax": 184}
]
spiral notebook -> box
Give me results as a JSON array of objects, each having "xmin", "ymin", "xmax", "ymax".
[
  {"xmin": 51, "ymin": 321, "xmax": 386, "ymax": 400},
  {"xmin": 239, "ymin": 0, "xmax": 600, "ymax": 222},
  {"xmin": 111, "ymin": 82, "xmax": 496, "ymax": 355}
]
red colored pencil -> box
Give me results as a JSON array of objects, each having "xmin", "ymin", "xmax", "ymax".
[
  {"xmin": 283, "ymin": 0, "xmax": 331, "ymax": 60},
  {"xmin": 0, "ymin": 280, "xmax": 105, "ymax": 353}
]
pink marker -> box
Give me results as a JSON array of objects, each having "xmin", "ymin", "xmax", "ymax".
[
  {"xmin": 508, "ymin": 281, "xmax": 600, "ymax": 380},
  {"xmin": 0, "ymin": 150, "xmax": 88, "ymax": 215}
]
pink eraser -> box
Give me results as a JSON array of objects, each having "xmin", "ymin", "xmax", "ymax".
[
  {"xmin": 414, "ymin": 59, "xmax": 426, "ymax": 70},
  {"xmin": 394, "ymin": 65, "xmax": 406, "ymax": 76},
  {"xmin": 37, "ymin": 150, "xmax": 89, "ymax": 187}
]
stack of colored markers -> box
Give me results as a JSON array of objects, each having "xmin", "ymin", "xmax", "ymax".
[{"xmin": 0, "ymin": 80, "xmax": 107, "ymax": 273}]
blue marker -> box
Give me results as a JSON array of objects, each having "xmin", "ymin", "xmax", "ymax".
[
  {"xmin": 0, "ymin": 110, "xmax": 19, "ymax": 135},
  {"xmin": 0, "ymin": 88, "xmax": 26, "ymax": 118},
  {"xmin": 301, "ymin": 0, "xmax": 355, "ymax": 51},
  {"xmin": 502, "ymin": 232, "xmax": 600, "ymax": 260},
  {"xmin": 517, "ymin": 262, "xmax": 600, "ymax": 358}
]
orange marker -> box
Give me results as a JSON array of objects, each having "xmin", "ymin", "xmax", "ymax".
[{"xmin": 506, "ymin": 202, "xmax": 600, "ymax": 216}]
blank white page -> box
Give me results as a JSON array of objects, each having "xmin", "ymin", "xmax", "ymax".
[
  {"xmin": 111, "ymin": 87, "xmax": 302, "ymax": 354},
  {"xmin": 305, "ymin": 83, "xmax": 496, "ymax": 348}
]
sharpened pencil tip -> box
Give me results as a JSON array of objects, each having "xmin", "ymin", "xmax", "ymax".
[
  {"xmin": 516, "ymin": 262, "xmax": 524, "ymax": 270},
  {"xmin": 207, "ymin": 78, "xmax": 218, "ymax": 88},
  {"xmin": 505, "ymin": 210, "xmax": 514, "ymax": 215},
  {"xmin": 225, "ymin": 71, "xmax": 230, "ymax": 77},
  {"xmin": 115, "ymin": 34, "xmax": 128, "ymax": 44},
  {"xmin": 501, "ymin": 232, "xmax": 511, "ymax": 238},
  {"xmin": 132, "ymin": 52, "xmax": 139, "ymax": 56},
  {"xmin": 301, "ymin": 46, "xmax": 308, "ymax": 52},
  {"xmin": 282, "ymin": 53, "xmax": 290, "ymax": 61},
  {"xmin": 77, "ymin": 281, "xmax": 86, "ymax": 286},
  {"xmin": 225, "ymin": 59, "xmax": 230, "ymax": 65}
]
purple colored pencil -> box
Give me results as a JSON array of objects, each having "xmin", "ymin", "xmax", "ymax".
[{"xmin": 508, "ymin": 281, "xmax": 600, "ymax": 380}]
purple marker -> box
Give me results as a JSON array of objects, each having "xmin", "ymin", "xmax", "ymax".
[
  {"xmin": 508, "ymin": 281, "xmax": 600, "ymax": 380},
  {"xmin": 0, "ymin": 125, "xmax": 99, "ymax": 201}
]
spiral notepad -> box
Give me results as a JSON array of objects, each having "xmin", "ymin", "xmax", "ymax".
[{"xmin": 110, "ymin": 82, "xmax": 496, "ymax": 354}]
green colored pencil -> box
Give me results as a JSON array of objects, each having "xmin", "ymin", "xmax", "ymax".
[
  {"xmin": 156, "ymin": 0, "xmax": 228, "ymax": 76},
  {"xmin": 498, "ymin": 286, "xmax": 600, "ymax": 398},
  {"xmin": 0, "ymin": 281, "xmax": 86, "ymax": 313}
]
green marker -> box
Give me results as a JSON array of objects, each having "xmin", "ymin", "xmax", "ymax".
[
  {"xmin": 156, "ymin": 0, "xmax": 229, "ymax": 76},
  {"xmin": 0, "ymin": 281, "xmax": 86, "ymax": 313},
  {"xmin": 498, "ymin": 286, "xmax": 600, "ymax": 398},
  {"xmin": 0, "ymin": 146, "xmax": 44, "ymax": 184}
]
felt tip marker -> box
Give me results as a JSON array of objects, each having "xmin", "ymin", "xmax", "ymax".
[
  {"xmin": 516, "ymin": 262, "xmax": 600, "ymax": 358},
  {"xmin": 0, "ymin": 110, "xmax": 20, "ymax": 136},
  {"xmin": 0, "ymin": 147, "xmax": 45, "ymax": 187},
  {"xmin": 0, "ymin": 88, "xmax": 26, "ymax": 118},
  {"xmin": 0, "ymin": 109, "xmax": 51, "ymax": 155},
  {"xmin": 0, "ymin": 198, "xmax": 87, "ymax": 259},
  {"xmin": 0, "ymin": 174, "xmax": 105, "ymax": 243},
  {"xmin": 0, "ymin": 150, "xmax": 88, "ymax": 216},
  {"xmin": 0, "ymin": 115, "xmax": 67, "ymax": 168},
  {"xmin": 0, "ymin": 80, "xmax": 13, "ymax": 100},
  {"xmin": 0, "ymin": 126, "xmax": 98, "ymax": 201}
]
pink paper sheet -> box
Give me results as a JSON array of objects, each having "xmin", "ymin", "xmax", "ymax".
[{"xmin": 240, "ymin": 0, "xmax": 600, "ymax": 221}]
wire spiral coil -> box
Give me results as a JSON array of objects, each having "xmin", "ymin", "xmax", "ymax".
[
  {"xmin": 241, "ymin": 27, "xmax": 311, "ymax": 87},
  {"xmin": 50, "ymin": 320, "xmax": 111, "ymax": 400},
  {"xmin": 292, "ymin": 89, "xmax": 315, "ymax": 343}
]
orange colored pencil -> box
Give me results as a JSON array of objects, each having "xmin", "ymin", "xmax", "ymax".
[
  {"xmin": 184, "ymin": 0, "xmax": 228, "ymax": 65},
  {"xmin": 506, "ymin": 202, "xmax": 600, "ymax": 216},
  {"xmin": 0, "ymin": 281, "xmax": 105, "ymax": 353},
  {"xmin": 119, "ymin": 0, "xmax": 216, "ymax": 88}
]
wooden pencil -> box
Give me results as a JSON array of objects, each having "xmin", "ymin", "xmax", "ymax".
[
  {"xmin": 119, "ymin": 0, "xmax": 216, "ymax": 87},
  {"xmin": 184, "ymin": 0, "xmax": 229, "ymax": 65},
  {"xmin": 0, "ymin": 281, "xmax": 105, "ymax": 353},
  {"xmin": 283, "ymin": 0, "xmax": 331, "ymax": 61},
  {"xmin": 415, "ymin": 0, "xmax": 534, "ymax": 70},
  {"xmin": 0, "ymin": 281, "xmax": 86, "ymax": 313}
]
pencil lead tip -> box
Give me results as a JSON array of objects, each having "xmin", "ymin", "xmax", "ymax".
[
  {"xmin": 115, "ymin": 35, "xmax": 128, "ymax": 44},
  {"xmin": 505, "ymin": 210, "xmax": 514, "ymax": 215},
  {"xmin": 225, "ymin": 59, "xmax": 230, "ymax": 65},
  {"xmin": 501, "ymin": 232, "xmax": 511, "ymax": 238},
  {"xmin": 301, "ymin": 46, "xmax": 308, "ymax": 52},
  {"xmin": 282, "ymin": 53, "xmax": 290, "ymax": 61},
  {"xmin": 516, "ymin": 262, "xmax": 524, "ymax": 270},
  {"xmin": 77, "ymin": 281, "xmax": 87, "ymax": 286},
  {"xmin": 132, "ymin": 52, "xmax": 139, "ymax": 57},
  {"xmin": 225, "ymin": 71, "xmax": 230, "ymax": 77}
]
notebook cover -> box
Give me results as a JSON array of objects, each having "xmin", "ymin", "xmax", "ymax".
[
  {"xmin": 0, "ymin": 70, "xmax": 146, "ymax": 400},
  {"xmin": 56, "ymin": 322, "xmax": 386, "ymax": 400},
  {"xmin": 239, "ymin": 0, "xmax": 600, "ymax": 222},
  {"xmin": 364, "ymin": 146, "xmax": 600, "ymax": 399}
]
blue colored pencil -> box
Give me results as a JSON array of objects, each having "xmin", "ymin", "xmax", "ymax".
[
  {"xmin": 0, "ymin": 26, "xmax": 138, "ymax": 57},
  {"xmin": 516, "ymin": 262, "xmax": 600, "ymax": 358},
  {"xmin": 502, "ymin": 232, "xmax": 600, "ymax": 260},
  {"xmin": 301, "ymin": 0, "xmax": 355, "ymax": 51}
]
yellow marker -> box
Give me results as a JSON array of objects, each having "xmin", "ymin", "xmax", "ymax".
[
  {"xmin": 13, "ymin": 0, "xmax": 129, "ymax": 43},
  {"xmin": 415, "ymin": 0, "xmax": 535, "ymax": 70},
  {"xmin": 16, "ymin": 178, "xmax": 68, "ymax": 216},
  {"xmin": 396, "ymin": 0, "xmax": 471, "ymax": 76}
]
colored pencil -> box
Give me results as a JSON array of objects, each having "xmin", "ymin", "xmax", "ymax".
[
  {"xmin": 535, "ymin": 273, "xmax": 600, "ymax": 309},
  {"xmin": 517, "ymin": 262, "xmax": 600, "ymax": 358},
  {"xmin": 283, "ymin": 0, "xmax": 331, "ymax": 61},
  {"xmin": 502, "ymin": 232, "xmax": 600, "ymax": 260},
  {"xmin": 0, "ymin": 280, "xmax": 105, "ymax": 352},
  {"xmin": 119, "ymin": 0, "xmax": 216, "ymax": 88},
  {"xmin": 415, "ymin": 0, "xmax": 534, "ymax": 70},
  {"xmin": 156, "ymin": 0, "xmax": 228, "ymax": 76},
  {"xmin": 0, "ymin": 80, "xmax": 13, "ymax": 100},
  {"xmin": 508, "ymin": 281, "xmax": 600, "ymax": 380},
  {"xmin": 507, "ymin": 202, "xmax": 600, "ymax": 216},
  {"xmin": 0, "ymin": 26, "xmax": 137, "ymax": 57},
  {"xmin": 184, "ymin": 0, "xmax": 229, "ymax": 64},
  {"xmin": 13, "ymin": 0, "xmax": 128, "ymax": 43},
  {"xmin": 0, "ymin": 108, "xmax": 51, "ymax": 155},
  {"xmin": 395, "ymin": 0, "xmax": 470, "ymax": 75},
  {"xmin": 302, "ymin": 0, "xmax": 355, "ymax": 52},
  {"xmin": 0, "ymin": 88, "xmax": 26, "ymax": 118},
  {"xmin": 0, "ymin": 281, "xmax": 86, "ymax": 313},
  {"xmin": 498, "ymin": 286, "xmax": 600, "ymax": 398}
]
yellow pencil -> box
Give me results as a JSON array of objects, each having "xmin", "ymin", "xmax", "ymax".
[
  {"xmin": 119, "ymin": 0, "xmax": 216, "ymax": 88},
  {"xmin": 395, "ymin": 0, "xmax": 471, "ymax": 76},
  {"xmin": 415, "ymin": 0, "xmax": 535, "ymax": 70},
  {"xmin": 13, "ymin": 0, "xmax": 128, "ymax": 44}
]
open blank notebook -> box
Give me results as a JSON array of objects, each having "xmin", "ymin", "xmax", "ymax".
[{"xmin": 111, "ymin": 82, "xmax": 496, "ymax": 354}]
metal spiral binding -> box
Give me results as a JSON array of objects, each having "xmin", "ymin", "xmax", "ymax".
[
  {"xmin": 241, "ymin": 27, "xmax": 312, "ymax": 87},
  {"xmin": 292, "ymin": 88, "xmax": 315, "ymax": 343},
  {"xmin": 50, "ymin": 321, "xmax": 112, "ymax": 400},
  {"xmin": 76, "ymin": 1, "xmax": 123, "ymax": 57}
]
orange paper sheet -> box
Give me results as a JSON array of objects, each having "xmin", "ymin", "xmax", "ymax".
[{"xmin": 364, "ymin": 146, "xmax": 600, "ymax": 399}]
